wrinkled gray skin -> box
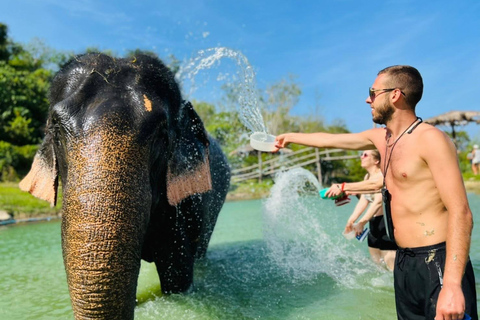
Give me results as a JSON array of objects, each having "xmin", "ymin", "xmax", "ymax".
[{"xmin": 20, "ymin": 53, "xmax": 230, "ymax": 319}]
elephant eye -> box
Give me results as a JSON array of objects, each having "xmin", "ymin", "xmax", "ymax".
[
  {"xmin": 49, "ymin": 114, "xmax": 63, "ymax": 143},
  {"xmin": 50, "ymin": 114, "xmax": 60, "ymax": 130},
  {"xmin": 52, "ymin": 125, "xmax": 61, "ymax": 144}
]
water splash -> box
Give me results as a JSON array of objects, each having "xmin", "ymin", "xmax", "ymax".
[
  {"xmin": 262, "ymin": 168, "xmax": 372, "ymax": 287},
  {"xmin": 176, "ymin": 47, "xmax": 267, "ymax": 133}
]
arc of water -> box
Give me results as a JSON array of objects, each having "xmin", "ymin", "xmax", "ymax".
[
  {"xmin": 262, "ymin": 168, "xmax": 373, "ymax": 287},
  {"xmin": 176, "ymin": 47, "xmax": 267, "ymax": 133}
]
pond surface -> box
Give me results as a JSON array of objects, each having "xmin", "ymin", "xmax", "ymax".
[{"xmin": 1, "ymin": 194, "xmax": 479, "ymax": 320}]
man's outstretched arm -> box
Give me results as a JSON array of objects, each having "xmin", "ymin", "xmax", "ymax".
[{"xmin": 273, "ymin": 129, "xmax": 381, "ymax": 152}]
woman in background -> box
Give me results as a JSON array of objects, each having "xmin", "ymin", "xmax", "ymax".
[{"xmin": 327, "ymin": 150, "xmax": 397, "ymax": 270}]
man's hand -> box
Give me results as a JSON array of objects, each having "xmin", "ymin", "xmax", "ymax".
[
  {"xmin": 273, "ymin": 134, "xmax": 289, "ymax": 152},
  {"xmin": 435, "ymin": 284, "xmax": 466, "ymax": 320}
]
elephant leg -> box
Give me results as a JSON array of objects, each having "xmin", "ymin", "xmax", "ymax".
[{"xmin": 154, "ymin": 227, "xmax": 195, "ymax": 293}]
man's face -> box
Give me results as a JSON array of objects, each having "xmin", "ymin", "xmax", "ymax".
[
  {"xmin": 372, "ymin": 99, "xmax": 395, "ymax": 125},
  {"xmin": 366, "ymin": 74, "xmax": 395, "ymax": 125}
]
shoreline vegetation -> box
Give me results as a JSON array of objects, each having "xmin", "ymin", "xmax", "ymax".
[
  {"xmin": 1, "ymin": 179, "xmax": 479, "ymax": 224},
  {"xmin": 464, "ymin": 179, "xmax": 480, "ymax": 194}
]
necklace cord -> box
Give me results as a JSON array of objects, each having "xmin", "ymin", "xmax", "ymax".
[{"xmin": 382, "ymin": 117, "xmax": 423, "ymax": 187}]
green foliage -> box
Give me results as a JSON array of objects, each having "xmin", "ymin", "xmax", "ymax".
[
  {"xmin": 125, "ymin": 48, "xmax": 158, "ymax": 59},
  {"xmin": 192, "ymin": 100, "xmax": 249, "ymax": 156},
  {"xmin": 0, "ymin": 60, "xmax": 51, "ymax": 145},
  {"xmin": 228, "ymin": 179, "xmax": 274, "ymax": 200},
  {"xmin": 0, "ymin": 140, "xmax": 16, "ymax": 180},
  {"xmin": 343, "ymin": 155, "xmax": 366, "ymax": 182},
  {"xmin": 0, "ymin": 23, "xmax": 8, "ymax": 62},
  {"xmin": 261, "ymin": 74, "xmax": 302, "ymax": 135},
  {"xmin": 165, "ymin": 54, "xmax": 181, "ymax": 75},
  {"xmin": 0, "ymin": 23, "xmax": 72, "ymax": 181},
  {"xmin": 459, "ymin": 141, "xmax": 480, "ymax": 173},
  {"xmin": 192, "ymin": 100, "xmax": 216, "ymax": 123},
  {"xmin": 445, "ymin": 129, "xmax": 470, "ymax": 151},
  {"xmin": 24, "ymin": 38, "xmax": 74, "ymax": 71},
  {"xmin": 463, "ymin": 172, "xmax": 480, "ymax": 182},
  {"xmin": 0, "ymin": 24, "xmax": 69, "ymax": 149},
  {"xmin": 85, "ymin": 46, "xmax": 116, "ymax": 57},
  {"xmin": 0, "ymin": 141, "xmax": 38, "ymax": 181},
  {"xmin": 0, "ymin": 182, "xmax": 62, "ymax": 217}
]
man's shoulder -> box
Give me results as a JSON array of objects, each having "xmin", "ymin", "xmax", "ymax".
[
  {"xmin": 357, "ymin": 127, "xmax": 388, "ymax": 150},
  {"xmin": 353, "ymin": 127, "xmax": 382, "ymax": 147},
  {"xmin": 416, "ymin": 123, "xmax": 449, "ymax": 141},
  {"xmin": 361, "ymin": 127, "xmax": 387, "ymax": 138},
  {"xmin": 415, "ymin": 123, "xmax": 456, "ymax": 156}
]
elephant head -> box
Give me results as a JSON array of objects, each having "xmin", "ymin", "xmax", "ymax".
[{"xmin": 20, "ymin": 53, "xmax": 230, "ymax": 319}]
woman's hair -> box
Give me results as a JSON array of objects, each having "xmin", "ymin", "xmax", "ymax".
[
  {"xmin": 368, "ymin": 150, "xmax": 381, "ymax": 169},
  {"xmin": 370, "ymin": 149, "xmax": 380, "ymax": 162}
]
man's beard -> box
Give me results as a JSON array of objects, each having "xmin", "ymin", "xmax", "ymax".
[{"xmin": 372, "ymin": 100, "xmax": 395, "ymax": 125}]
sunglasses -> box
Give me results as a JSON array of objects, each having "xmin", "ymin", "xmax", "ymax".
[
  {"xmin": 369, "ymin": 87, "xmax": 405, "ymax": 100},
  {"xmin": 361, "ymin": 152, "xmax": 369, "ymax": 158}
]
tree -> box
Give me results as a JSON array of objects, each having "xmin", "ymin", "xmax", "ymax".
[
  {"xmin": 260, "ymin": 74, "xmax": 302, "ymax": 135},
  {"xmin": 0, "ymin": 23, "xmax": 9, "ymax": 62},
  {"xmin": 165, "ymin": 54, "xmax": 181, "ymax": 75},
  {"xmin": 191, "ymin": 100, "xmax": 247, "ymax": 153},
  {"xmin": 0, "ymin": 56, "xmax": 51, "ymax": 145},
  {"xmin": 0, "ymin": 23, "xmax": 68, "ymax": 180}
]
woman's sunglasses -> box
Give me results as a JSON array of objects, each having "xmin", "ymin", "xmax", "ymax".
[{"xmin": 361, "ymin": 152, "xmax": 369, "ymax": 158}]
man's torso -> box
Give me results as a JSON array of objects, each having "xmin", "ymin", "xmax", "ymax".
[{"xmin": 370, "ymin": 124, "xmax": 449, "ymax": 248}]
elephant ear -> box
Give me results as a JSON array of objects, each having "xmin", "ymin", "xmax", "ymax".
[
  {"xmin": 166, "ymin": 101, "xmax": 212, "ymax": 206},
  {"xmin": 19, "ymin": 133, "xmax": 58, "ymax": 207}
]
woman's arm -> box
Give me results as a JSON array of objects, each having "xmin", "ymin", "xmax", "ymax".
[
  {"xmin": 344, "ymin": 173, "xmax": 383, "ymax": 195},
  {"xmin": 345, "ymin": 196, "xmax": 369, "ymax": 233},
  {"xmin": 325, "ymin": 174, "xmax": 383, "ymax": 198},
  {"xmin": 353, "ymin": 193, "xmax": 382, "ymax": 235}
]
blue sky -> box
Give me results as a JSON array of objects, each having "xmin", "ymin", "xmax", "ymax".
[{"xmin": 2, "ymin": 0, "xmax": 480, "ymax": 142}]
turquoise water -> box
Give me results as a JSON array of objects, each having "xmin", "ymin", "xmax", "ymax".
[{"xmin": 1, "ymin": 193, "xmax": 479, "ymax": 319}]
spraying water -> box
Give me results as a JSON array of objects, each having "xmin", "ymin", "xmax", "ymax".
[
  {"xmin": 262, "ymin": 168, "xmax": 374, "ymax": 288},
  {"xmin": 176, "ymin": 47, "xmax": 267, "ymax": 133}
]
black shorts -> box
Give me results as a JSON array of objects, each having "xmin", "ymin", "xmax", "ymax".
[
  {"xmin": 394, "ymin": 242, "xmax": 478, "ymax": 320},
  {"xmin": 367, "ymin": 215, "xmax": 398, "ymax": 250}
]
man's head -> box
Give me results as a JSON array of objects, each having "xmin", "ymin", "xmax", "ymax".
[
  {"xmin": 377, "ymin": 65, "xmax": 423, "ymax": 109},
  {"xmin": 368, "ymin": 65, "xmax": 423, "ymax": 125}
]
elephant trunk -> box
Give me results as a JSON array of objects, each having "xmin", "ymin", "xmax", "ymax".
[{"xmin": 61, "ymin": 124, "xmax": 151, "ymax": 319}]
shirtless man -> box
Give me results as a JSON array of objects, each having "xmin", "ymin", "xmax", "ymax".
[{"xmin": 274, "ymin": 65, "xmax": 477, "ymax": 320}]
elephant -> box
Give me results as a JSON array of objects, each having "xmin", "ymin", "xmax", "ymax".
[{"xmin": 19, "ymin": 52, "xmax": 230, "ymax": 319}]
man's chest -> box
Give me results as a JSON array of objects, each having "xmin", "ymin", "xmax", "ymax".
[{"xmin": 381, "ymin": 141, "xmax": 428, "ymax": 186}]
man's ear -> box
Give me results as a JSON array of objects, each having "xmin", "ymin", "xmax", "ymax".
[{"xmin": 391, "ymin": 88, "xmax": 404, "ymax": 104}]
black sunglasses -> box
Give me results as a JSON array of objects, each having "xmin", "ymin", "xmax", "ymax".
[{"xmin": 369, "ymin": 87, "xmax": 405, "ymax": 100}]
